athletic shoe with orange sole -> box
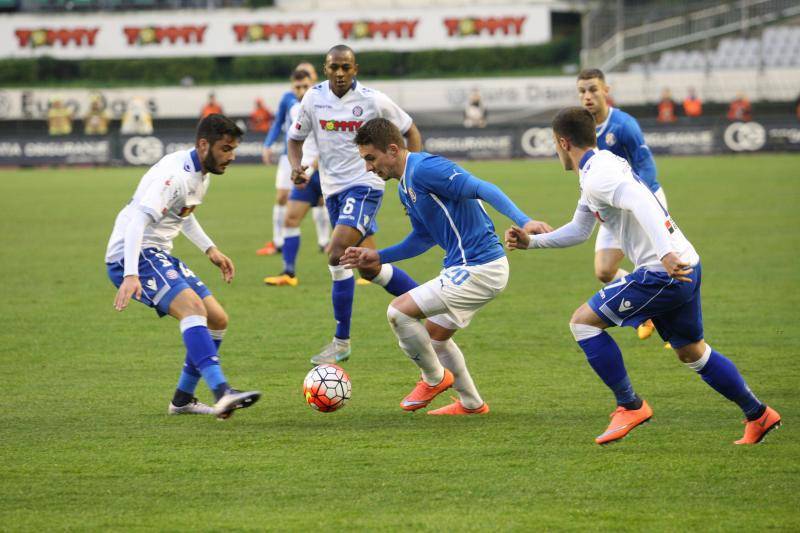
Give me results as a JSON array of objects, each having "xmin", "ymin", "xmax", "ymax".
[
  {"xmin": 264, "ymin": 273, "xmax": 298, "ymax": 286},
  {"xmin": 256, "ymin": 241, "xmax": 280, "ymax": 256},
  {"xmin": 735, "ymin": 405, "xmax": 781, "ymax": 445},
  {"xmin": 428, "ymin": 399, "xmax": 489, "ymax": 415},
  {"xmin": 637, "ymin": 319, "xmax": 655, "ymax": 340},
  {"xmin": 400, "ymin": 369, "xmax": 454, "ymax": 411},
  {"xmin": 595, "ymin": 400, "xmax": 653, "ymax": 445}
]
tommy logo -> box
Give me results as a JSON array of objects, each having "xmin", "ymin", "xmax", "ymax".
[
  {"xmin": 319, "ymin": 119, "xmax": 363, "ymax": 132},
  {"xmin": 618, "ymin": 299, "xmax": 633, "ymax": 313}
]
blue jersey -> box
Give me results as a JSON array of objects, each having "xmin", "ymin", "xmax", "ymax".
[
  {"xmin": 397, "ymin": 152, "xmax": 514, "ymax": 268},
  {"xmin": 595, "ymin": 107, "xmax": 660, "ymax": 192},
  {"xmin": 263, "ymin": 91, "xmax": 297, "ymax": 154}
]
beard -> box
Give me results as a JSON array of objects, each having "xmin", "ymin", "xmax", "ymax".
[{"xmin": 203, "ymin": 149, "xmax": 225, "ymax": 175}]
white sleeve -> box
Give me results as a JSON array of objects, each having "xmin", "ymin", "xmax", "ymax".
[
  {"xmin": 135, "ymin": 171, "xmax": 182, "ymax": 222},
  {"xmin": 301, "ymin": 131, "xmax": 319, "ymax": 168},
  {"xmin": 530, "ymin": 202, "xmax": 596, "ymax": 249},
  {"xmin": 287, "ymin": 91, "xmax": 313, "ymax": 141},
  {"xmin": 123, "ymin": 208, "xmax": 152, "ymax": 276},
  {"xmin": 374, "ymin": 90, "xmax": 413, "ymax": 134},
  {"xmin": 612, "ymin": 182, "xmax": 673, "ymax": 259},
  {"xmin": 180, "ymin": 214, "xmax": 215, "ymax": 253}
]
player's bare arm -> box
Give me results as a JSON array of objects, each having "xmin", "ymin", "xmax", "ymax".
[
  {"xmin": 404, "ymin": 123, "xmax": 423, "ymax": 152},
  {"xmin": 206, "ymin": 246, "xmax": 235, "ymax": 283},
  {"xmin": 114, "ymin": 275, "xmax": 142, "ymax": 311},
  {"xmin": 287, "ymin": 138, "xmax": 309, "ymax": 187}
]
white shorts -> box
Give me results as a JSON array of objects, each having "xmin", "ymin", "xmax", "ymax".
[
  {"xmin": 409, "ymin": 256, "xmax": 509, "ymax": 330},
  {"xmin": 595, "ymin": 187, "xmax": 667, "ymax": 252},
  {"xmin": 276, "ymin": 154, "xmax": 292, "ymax": 190}
]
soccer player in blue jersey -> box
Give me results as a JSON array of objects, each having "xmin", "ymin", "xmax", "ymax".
[
  {"xmin": 105, "ymin": 115, "xmax": 260, "ymax": 419},
  {"xmin": 340, "ymin": 118, "xmax": 549, "ymax": 414},
  {"xmin": 506, "ymin": 107, "xmax": 780, "ymax": 444},
  {"xmin": 577, "ymin": 68, "xmax": 666, "ymax": 341},
  {"xmin": 257, "ymin": 64, "xmax": 330, "ymax": 258}
]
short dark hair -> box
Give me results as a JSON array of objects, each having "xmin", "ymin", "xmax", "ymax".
[
  {"xmin": 326, "ymin": 44, "xmax": 355, "ymax": 60},
  {"xmin": 551, "ymin": 107, "xmax": 597, "ymax": 149},
  {"xmin": 196, "ymin": 114, "xmax": 243, "ymax": 145},
  {"xmin": 354, "ymin": 118, "xmax": 405, "ymax": 151},
  {"xmin": 292, "ymin": 69, "xmax": 311, "ymax": 81},
  {"xmin": 577, "ymin": 68, "xmax": 606, "ymax": 82}
]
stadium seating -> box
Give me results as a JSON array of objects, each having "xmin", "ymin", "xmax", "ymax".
[{"xmin": 633, "ymin": 25, "xmax": 800, "ymax": 72}]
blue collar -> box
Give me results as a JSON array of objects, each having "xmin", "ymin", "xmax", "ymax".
[
  {"xmin": 190, "ymin": 148, "xmax": 201, "ymax": 172},
  {"xmin": 578, "ymin": 149, "xmax": 597, "ymax": 170}
]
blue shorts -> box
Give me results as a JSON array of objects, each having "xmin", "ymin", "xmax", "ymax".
[
  {"xmin": 289, "ymin": 170, "xmax": 323, "ymax": 205},
  {"xmin": 106, "ymin": 248, "xmax": 211, "ymax": 317},
  {"xmin": 325, "ymin": 185, "xmax": 382, "ymax": 236},
  {"xmin": 588, "ymin": 263, "xmax": 703, "ymax": 349}
]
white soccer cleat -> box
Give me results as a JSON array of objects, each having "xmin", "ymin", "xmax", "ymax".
[
  {"xmin": 213, "ymin": 389, "xmax": 261, "ymax": 420},
  {"xmin": 168, "ymin": 397, "xmax": 215, "ymax": 415},
  {"xmin": 310, "ymin": 339, "xmax": 351, "ymax": 365}
]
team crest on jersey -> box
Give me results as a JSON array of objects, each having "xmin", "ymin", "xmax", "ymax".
[
  {"xmin": 408, "ymin": 187, "xmax": 417, "ymax": 203},
  {"xmin": 605, "ymin": 132, "xmax": 617, "ymax": 146},
  {"xmin": 319, "ymin": 119, "xmax": 363, "ymax": 132},
  {"xmin": 352, "ymin": 105, "xmax": 363, "ymax": 117},
  {"xmin": 178, "ymin": 205, "xmax": 196, "ymax": 217}
]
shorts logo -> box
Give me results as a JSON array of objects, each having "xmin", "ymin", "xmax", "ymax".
[
  {"xmin": 605, "ymin": 132, "xmax": 616, "ymax": 146},
  {"xmin": 319, "ymin": 119, "xmax": 363, "ymax": 132},
  {"xmin": 618, "ymin": 299, "xmax": 633, "ymax": 313},
  {"xmin": 165, "ymin": 269, "xmax": 179, "ymax": 280},
  {"xmin": 363, "ymin": 215, "xmax": 370, "ymax": 225},
  {"xmin": 145, "ymin": 278, "xmax": 158, "ymax": 291},
  {"xmin": 408, "ymin": 187, "xmax": 417, "ymax": 203},
  {"xmin": 352, "ymin": 105, "xmax": 363, "ymax": 117}
]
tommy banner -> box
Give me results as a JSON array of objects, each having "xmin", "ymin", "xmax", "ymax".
[{"xmin": 0, "ymin": 5, "xmax": 550, "ymax": 60}]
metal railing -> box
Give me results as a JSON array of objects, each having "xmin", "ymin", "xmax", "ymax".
[{"xmin": 583, "ymin": 0, "xmax": 800, "ymax": 72}]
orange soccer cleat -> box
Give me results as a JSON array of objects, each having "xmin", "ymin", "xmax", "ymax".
[
  {"xmin": 256, "ymin": 241, "xmax": 279, "ymax": 256},
  {"xmin": 735, "ymin": 405, "xmax": 781, "ymax": 445},
  {"xmin": 595, "ymin": 400, "xmax": 653, "ymax": 445},
  {"xmin": 637, "ymin": 319, "xmax": 655, "ymax": 340},
  {"xmin": 427, "ymin": 399, "xmax": 489, "ymax": 415},
  {"xmin": 400, "ymin": 369, "xmax": 454, "ymax": 411}
]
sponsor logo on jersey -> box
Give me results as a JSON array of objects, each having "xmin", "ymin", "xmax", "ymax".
[
  {"xmin": 605, "ymin": 132, "xmax": 617, "ymax": 146},
  {"xmin": 352, "ymin": 105, "xmax": 363, "ymax": 117},
  {"xmin": 318, "ymin": 119, "xmax": 363, "ymax": 132},
  {"xmin": 664, "ymin": 219, "xmax": 675, "ymax": 234}
]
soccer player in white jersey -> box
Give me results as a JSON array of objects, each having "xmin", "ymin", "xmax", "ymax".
[
  {"xmin": 505, "ymin": 107, "xmax": 780, "ymax": 445},
  {"xmin": 340, "ymin": 118, "xmax": 548, "ymax": 414},
  {"xmin": 578, "ymin": 68, "xmax": 666, "ymax": 342},
  {"xmin": 288, "ymin": 45, "xmax": 423, "ymax": 365},
  {"xmin": 264, "ymin": 69, "xmax": 332, "ymax": 286},
  {"xmin": 105, "ymin": 114, "xmax": 261, "ymax": 419},
  {"xmin": 258, "ymin": 64, "xmax": 330, "ymax": 258}
]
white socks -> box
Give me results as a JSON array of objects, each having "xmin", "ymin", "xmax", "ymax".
[
  {"xmin": 371, "ymin": 264, "xmax": 394, "ymax": 287},
  {"xmin": 312, "ymin": 206, "xmax": 331, "ymax": 248},
  {"xmin": 387, "ymin": 305, "xmax": 444, "ymax": 385},
  {"xmin": 328, "ymin": 264, "xmax": 354, "ymax": 281},
  {"xmin": 431, "ymin": 338, "xmax": 483, "ymax": 409},
  {"xmin": 685, "ymin": 343, "xmax": 712, "ymax": 372},
  {"xmin": 569, "ymin": 323, "xmax": 603, "ymax": 341},
  {"xmin": 272, "ymin": 204, "xmax": 286, "ymax": 248}
]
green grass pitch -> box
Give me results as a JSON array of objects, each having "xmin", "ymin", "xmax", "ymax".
[{"xmin": 1, "ymin": 154, "xmax": 798, "ymax": 530}]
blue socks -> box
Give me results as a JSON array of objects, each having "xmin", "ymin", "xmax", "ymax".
[
  {"xmin": 282, "ymin": 232, "xmax": 301, "ymax": 276},
  {"xmin": 577, "ymin": 330, "xmax": 638, "ymax": 406},
  {"xmin": 330, "ymin": 266, "xmax": 355, "ymax": 340},
  {"xmin": 180, "ymin": 316, "xmax": 229, "ymax": 400},
  {"xmin": 693, "ymin": 347, "xmax": 764, "ymax": 420},
  {"xmin": 371, "ymin": 263, "xmax": 418, "ymax": 296}
]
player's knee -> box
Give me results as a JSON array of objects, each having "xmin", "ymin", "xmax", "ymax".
[
  {"xmin": 327, "ymin": 243, "xmax": 347, "ymax": 266},
  {"xmin": 171, "ymin": 291, "xmax": 207, "ymax": 319},
  {"xmin": 387, "ymin": 304, "xmax": 410, "ymax": 329},
  {"xmin": 276, "ymin": 190, "xmax": 289, "ymax": 205},
  {"xmin": 674, "ymin": 340, "xmax": 707, "ymax": 363},
  {"xmin": 208, "ymin": 309, "xmax": 229, "ymax": 331},
  {"xmin": 284, "ymin": 211, "xmax": 303, "ymax": 227}
]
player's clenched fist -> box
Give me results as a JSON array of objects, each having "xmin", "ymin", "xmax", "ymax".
[
  {"xmin": 291, "ymin": 165, "xmax": 310, "ymax": 188},
  {"xmin": 339, "ymin": 247, "xmax": 380, "ymax": 271},
  {"xmin": 505, "ymin": 226, "xmax": 531, "ymax": 250}
]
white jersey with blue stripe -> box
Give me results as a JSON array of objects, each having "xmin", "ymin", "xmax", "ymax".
[{"xmin": 399, "ymin": 152, "xmax": 505, "ymax": 268}]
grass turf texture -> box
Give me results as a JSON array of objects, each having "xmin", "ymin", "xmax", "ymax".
[{"xmin": 1, "ymin": 155, "xmax": 798, "ymax": 531}]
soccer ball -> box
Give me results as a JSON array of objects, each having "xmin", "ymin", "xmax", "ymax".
[{"xmin": 303, "ymin": 364, "xmax": 351, "ymax": 412}]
